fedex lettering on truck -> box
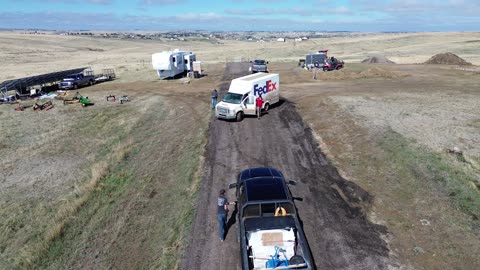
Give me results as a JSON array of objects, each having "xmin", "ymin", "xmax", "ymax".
[
  {"xmin": 253, "ymin": 80, "xmax": 277, "ymax": 97},
  {"xmin": 215, "ymin": 73, "xmax": 280, "ymax": 122}
]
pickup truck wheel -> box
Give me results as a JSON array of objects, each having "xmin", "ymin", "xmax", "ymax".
[
  {"xmin": 289, "ymin": 255, "xmax": 305, "ymax": 265},
  {"xmin": 73, "ymin": 84, "xmax": 78, "ymax": 90},
  {"xmin": 323, "ymin": 67, "xmax": 328, "ymax": 72},
  {"xmin": 264, "ymin": 103, "xmax": 270, "ymax": 112},
  {"xmin": 235, "ymin": 112, "xmax": 243, "ymax": 122},
  {"xmin": 88, "ymin": 80, "xmax": 94, "ymax": 86}
]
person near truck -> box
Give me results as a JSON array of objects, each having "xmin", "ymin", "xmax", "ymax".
[
  {"xmin": 217, "ymin": 188, "xmax": 235, "ymax": 242},
  {"xmin": 255, "ymin": 95, "xmax": 264, "ymax": 119},
  {"xmin": 211, "ymin": 88, "xmax": 218, "ymax": 110}
]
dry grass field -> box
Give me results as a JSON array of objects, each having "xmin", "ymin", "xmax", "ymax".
[{"xmin": 0, "ymin": 31, "xmax": 479, "ymax": 269}]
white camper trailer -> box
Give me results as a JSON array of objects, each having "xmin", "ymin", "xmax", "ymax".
[{"xmin": 151, "ymin": 49, "xmax": 196, "ymax": 79}]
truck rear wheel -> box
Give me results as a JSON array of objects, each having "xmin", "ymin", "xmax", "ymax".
[
  {"xmin": 289, "ymin": 255, "xmax": 306, "ymax": 265},
  {"xmin": 235, "ymin": 112, "xmax": 243, "ymax": 122}
]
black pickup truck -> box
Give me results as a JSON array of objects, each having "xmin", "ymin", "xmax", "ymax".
[{"xmin": 229, "ymin": 167, "xmax": 314, "ymax": 270}]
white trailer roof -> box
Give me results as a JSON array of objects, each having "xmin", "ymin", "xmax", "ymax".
[
  {"xmin": 233, "ymin": 72, "xmax": 278, "ymax": 82},
  {"xmin": 228, "ymin": 73, "xmax": 279, "ymax": 95}
]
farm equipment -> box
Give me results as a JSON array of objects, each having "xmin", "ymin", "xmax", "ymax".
[
  {"xmin": 54, "ymin": 91, "xmax": 69, "ymax": 100},
  {"xmin": 0, "ymin": 94, "xmax": 17, "ymax": 104},
  {"xmin": 106, "ymin": 94, "xmax": 116, "ymax": 102},
  {"xmin": 33, "ymin": 101, "xmax": 54, "ymax": 111},
  {"xmin": 63, "ymin": 92, "xmax": 93, "ymax": 106},
  {"xmin": 14, "ymin": 103, "xmax": 33, "ymax": 111},
  {"xmin": 106, "ymin": 94, "xmax": 129, "ymax": 104},
  {"xmin": 79, "ymin": 96, "xmax": 93, "ymax": 107},
  {"xmin": 63, "ymin": 92, "xmax": 82, "ymax": 105},
  {"xmin": 120, "ymin": 95, "xmax": 129, "ymax": 104}
]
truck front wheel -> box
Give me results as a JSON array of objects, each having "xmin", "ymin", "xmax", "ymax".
[
  {"xmin": 235, "ymin": 112, "xmax": 243, "ymax": 122},
  {"xmin": 88, "ymin": 80, "xmax": 94, "ymax": 86},
  {"xmin": 264, "ymin": 103, "xmax": 270, "ymax": 111},
  {"xmin": 73, "ymin": 84, "xmax": 78, "ymax": 90}
]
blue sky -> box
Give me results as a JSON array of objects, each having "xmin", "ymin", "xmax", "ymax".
[{"xmin": 0, "ymin": 0, "xmax": 479, "ymax": 31}]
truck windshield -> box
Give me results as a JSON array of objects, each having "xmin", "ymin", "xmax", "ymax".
[
  {"xmin": 222, "ymin": 93, "xmax": 243, "ymax": 104},
  {"xmin": 254, "ymin": 60, "xmax": 265, "ymax": 65},
  {"xmin": 64, "ymin": 75, "xmax": 77, "ymax": 79}
]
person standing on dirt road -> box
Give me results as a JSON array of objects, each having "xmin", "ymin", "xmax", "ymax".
[
  {"xmin": 218, "ymin": 189, "xmax": 235, "ymax": 242},
  {"xmin": 211, "ymin": 88, "xmax": 218, "ymax": 110},
  {"xmin": 255, "ymin": 95, "xmax": 264, "ymax": 119}
]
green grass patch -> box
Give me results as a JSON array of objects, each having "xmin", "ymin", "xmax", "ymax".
[
  {"xmin": 39, "ymin": 172, "xmax": 132, "ymax": 269},
  {"xmin": 152, "ymin": 136, "xmax": 206, "ymax": 269},
  {"xmin": 379, "ymin": 130, "xmax": 480, "ymax": 219}
]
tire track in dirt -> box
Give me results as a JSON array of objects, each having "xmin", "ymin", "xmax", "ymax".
[{"xmin": 183, "ymin": 63, "xmax": 393, "ymax": 270}]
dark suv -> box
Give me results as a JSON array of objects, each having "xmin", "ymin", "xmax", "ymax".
[{"xmin": 229, "ymin": 167, "xmax": 314, "ymax": 270}]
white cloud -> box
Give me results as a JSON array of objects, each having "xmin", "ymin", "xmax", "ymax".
[
  {"xmin": 0, "ymin": 6, "xmax": 479, "ymax": 32},
  {"xmin": 176, "ymin": 12, "xmax": 222, "ymax": 20},
  {"xmin": 225, "ymin": 6, "xmax": 353, "ymax": 16},
  {"xmin": 139, "ymin": 0, "xmax": 185, "ymax": 5},
  {"xmin": 22, "ymin": 0, "xmax": 112, "ymax": 3}
]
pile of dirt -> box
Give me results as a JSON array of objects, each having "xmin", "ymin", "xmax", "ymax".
[
  {"xmin": 424, "ymin": 53, "xmax": 472, "ymax": 65},
  {"xmin": 362, "ymin": 55, "xmax": 395, "ymax": 64}
]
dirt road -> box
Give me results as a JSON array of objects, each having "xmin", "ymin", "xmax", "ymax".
[{"xmin": 183, "ymin": 63, "xmax": 393, "ymax": 270}]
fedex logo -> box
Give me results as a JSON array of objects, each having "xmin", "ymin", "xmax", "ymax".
[{"xmin": 253, "ymin": 80, "xmax": 277, "ymax": 96}]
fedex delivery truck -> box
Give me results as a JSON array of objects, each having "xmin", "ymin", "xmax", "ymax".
[{"xmin": 215, "ymin": 73, "xmax": 280, "ymax": 122}]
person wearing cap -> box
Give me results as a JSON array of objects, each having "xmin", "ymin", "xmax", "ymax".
[{"xmin": 217, "ymin": 188, "xmax": 235, "ymax": 241}]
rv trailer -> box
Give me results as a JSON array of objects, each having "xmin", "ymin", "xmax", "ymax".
[{"xmin": 152, "ymin": 49, "xmax": 196, "ymax": 79}]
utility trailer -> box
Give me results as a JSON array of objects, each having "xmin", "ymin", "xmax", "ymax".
[
  {"xmin": 85, "ymin": 68, "xmax": 116, "ymax": 82},
  {"xmin": 303, "ymin": 50, "xmax": 328, "ymax": 70},
  {"xmin": 229, "ymin": 167, "xmax": 314, "ymax": 270}
]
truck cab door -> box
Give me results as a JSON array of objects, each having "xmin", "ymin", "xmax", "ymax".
[{"xmin": 242, "ymin": 95, "xmax": 256, "ymax": 115}]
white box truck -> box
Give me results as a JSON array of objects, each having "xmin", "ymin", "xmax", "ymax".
[{"xmin": 215, "ymin": 73, "xmax": 280, "ymax": 122}]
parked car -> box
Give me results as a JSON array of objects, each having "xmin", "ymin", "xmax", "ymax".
[
  {"xmin": 229, "ymin": 167, "xmax": 314, "ymax": 270},
  {"xmin": 249, "ymin": 59, "xmax": 268, "ymax": 73}
]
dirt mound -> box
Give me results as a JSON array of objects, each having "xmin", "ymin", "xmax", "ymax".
[
  {"xmin": 424, "ymin": 53, "xmax": 472, "ymax": 65},
  {"xmin": 362, "ymin": 55, "xmax": 395, "ymax": 64}
]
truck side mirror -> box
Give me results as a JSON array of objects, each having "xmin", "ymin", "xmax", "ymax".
[
  {"xmin": 288, "ymin": 180, "xmax": 297, "ymax": 186},
  {"xmin": 293, "ymin": 197, "xmax": 303, "ymax": 201},
  {"xmin": 266, "ymin": 61, "xmax": 269, "ymax": 64},
  {"xmin": 250, "ymin": 61, "xmax": 252, "ymax": 63},
  {"xmin": 228, "ymin": 183, "xmax": 237, "ymax": 189}
]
